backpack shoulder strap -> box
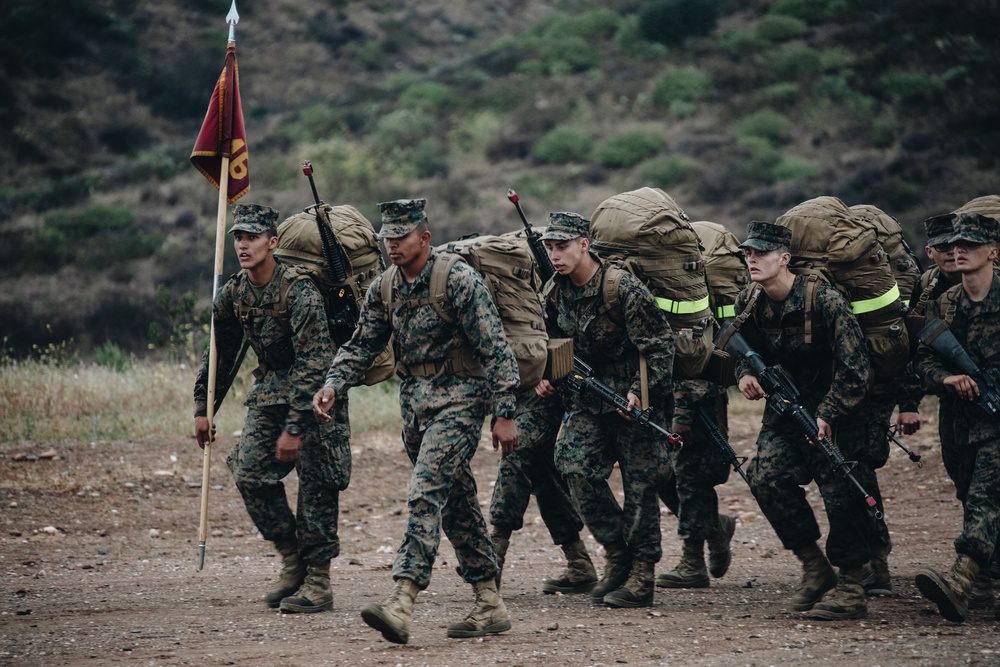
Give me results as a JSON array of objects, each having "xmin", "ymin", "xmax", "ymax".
[
  {"xmin": 715, "ymin": 282, "xmax": 762, "ymax": 351},
  {"xmin": 597, "ymin": 263, "xmax": 628, "ymax": 325},
  {"xmin": 380, "ymin": 254, "xmax": 461, "ymax": 324}
]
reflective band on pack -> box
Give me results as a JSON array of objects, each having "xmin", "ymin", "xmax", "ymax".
[
  {"xmin": 851, "ymin": 283, "xmax": 900, "ymax": 315},
  {"xmin": 716, "ymin": 304, "xmax": 736, "ymax": 319},
  {"xmin": 654, "ymin": 294, "xmax": 710, "ymax": 314}
]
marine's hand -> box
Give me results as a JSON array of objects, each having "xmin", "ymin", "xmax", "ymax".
[
  {"xmin": 276, "ymin": 431, "xmax": 301, "ymax": 462},
  {"xmin": 194, "ymin": 417, "xmax": 216, "ymax": 449},
  {"xmin": 616, "ymin": 392, "xmax": 641, "ymax": 421},
  {"xmin": 313, "ymin": 387, "xmax": 337, "ymax": 422},
  {"xmin": 944, "ymin": 374, "xmax": 979, "ymax": 401},
  {"xmin": 535, "ymin": 379, "xmax": 556, "ymax": 398},
  {"xmin": 739, "ymin": 375, "xmax": 766, "ymax": 401},
  {"xmin": 816, "ymin": 417, "xmax": 832, "ymax": 440},
  {"xmin": 492, "ymin": 417, "xmax": 518, "ymax": 458},
  {"xmin": 896, "ymin": 411, "xmax": 921, "ymax": 435}
]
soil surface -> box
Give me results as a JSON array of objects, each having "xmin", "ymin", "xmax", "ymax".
[{"xmin": 2, "ymin": 408, "xmax": 999, "ymax": 667}]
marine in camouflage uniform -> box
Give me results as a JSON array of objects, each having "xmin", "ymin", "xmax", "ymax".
[
  {"xmin": 537, "ymin": 212, "xmax": 675, "ymax": 608},
  {"xmin": 193, "ymin": 203, "xmax": 347, "ymax": 614},
  {"xmin": 488, "ymin": 389, "xmax": 597, "ymax": 594},
  {"xmin": 315, "ymin": 198, "xmax": 518, "ymax": 644},
  {"xmin": 913, "ymin": 212, "xmax": 1000, "ymax": 623},
  {"xmin": 656, "ymin": 379, "xmax": 737, "ymax": 589},
  {"xmin": 733, "ymin": 221, "xmax": 874, "ymax": 620}
]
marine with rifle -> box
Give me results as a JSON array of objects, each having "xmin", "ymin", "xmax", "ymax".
[
  {"xmin": 730, "ymin": 220, "xmax": 877, "ymax": 620},
  {"xmin": 534, "ymin": 211, "xmax": 676, "ymax": 608}
]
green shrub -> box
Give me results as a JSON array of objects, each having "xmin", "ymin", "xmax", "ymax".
[
  {"xmin": 517, "ymin": 35, "xmax": 604, "ymax": 76},
  {"xmin": 638, "ymin": 154, "xmax": 694, "ymax": 188},
  {"xmin": 449, "ymin": 111, "xmax": 502, "ymax": 154},
  {"xmin": 637, "ymin": 0, "xmax": 721, "ymax": 47},
  {"xmin": 731, "ymin": 110, "xmax": 790, "ymax": 146},
  {"xmin": 717, "ymin": 28, "xmax": 762, "ymax": 58},
  {"xmin": 94, "ymin": 341, "xmax": 132, "ymax": 373},
  {"xmin": 872, "ymin": 114, "xmax": 900, "ymax": 148},
  {"xmin": 760, "ymin": 82, "xmax": 801, "ymax": 105},
  {"xmin": 756, "ymin": 15, "xmax": 807, "ymax": 42},
  {"xmin": 593, "ymin": 130, "xmax": 666, "ymax": 169},
  {"xmin": 45, "ymin": 204, "xmax": 134, "ymax": 240},
  {"xmin": 759, "ymin": 42, "xmax": 823, "ymax": 80},
  {"xmin": 342, "ymin": 40, "xmax": 385, "ymax": 71},
  {"xmin": 398, "ymin": 82, "xmax": 454, "ymax": 111},
  {"xmin": 650, "ymin": 66, "xmax": 712, "ymax": 107},
  {"xmin": 532, "ymin": 126, "xmax": 593, "ymax": 164},
  {"xmin": 879, "ymin": 72, "xmax": 946, "ymax": 102},
  {"xmin": 819, "ymin": 47, "xmax": 856, "ymax": 71},
  {"xmin": 283, "ymin": 105, "xmax": 346, "ymax": 144},
  {"xmin": 614, "ymin": 15, "xmax": 669, "ymax": 61},
  {"xmin": 772, "ymin": 154, "xmax": 822, "ymax": 182},
  {"xmin": 737, "ymin": 136, "xmax": 782, "ymax": 184},
  {"xmin": 372, "ymin": 109, "xmax": 437, "ymax": 148},
  {"xmin": 388, "ymin": 139, "xmax": 448, "ymax": 179}
]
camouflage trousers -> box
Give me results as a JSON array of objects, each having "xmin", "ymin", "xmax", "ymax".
[
  {"xmin": 226, "ymin": 400, "xmax": 351, "ymax": 565},
  {"xmin": 658, "ymin": 395, "xmax": 731, "ymax": 543},
  {"xmin": 555, "ymin": 405, "xmax": 669, "ymax": 563},
  {"xmin": 943, "ymin": 404, "xmax": 1000, "ymax": 567},
  {"xmin": 394, "ymin": 375, "xmax": 497, "ymax": 590},
  {"xmin": 748, "ymin": 421, "xmax": 879, "ymax": 569},
  {"xmin": 489, "ymin": 390, "xmax": 583, "ymax": 545}
]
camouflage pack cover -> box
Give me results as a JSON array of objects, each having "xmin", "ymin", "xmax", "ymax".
[
  {"xmin": 588, "ymin": 187, "xmax": 713, "ymax": 380},
  {"xmin": 775, "ymin": 196, "xmax": 909, "ymax": 378}
]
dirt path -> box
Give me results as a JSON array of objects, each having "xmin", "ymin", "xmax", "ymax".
[{"xmin": 2, "ymin": 412, "xmax": 998, "ymax": 666}]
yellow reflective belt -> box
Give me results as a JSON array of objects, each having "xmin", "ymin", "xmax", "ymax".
[
  {"xmin": 716, "ymin": 304, "xmax": 736, "ymax": 320},
  {"xmin": 654, "ymin": 294, "xmax": 710, "ymax": 314},
  {"xmin": 851, "ymin": 283, "xmax": 900, "ymax": 315}
]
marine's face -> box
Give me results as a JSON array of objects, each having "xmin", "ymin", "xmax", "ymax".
[
  {"xmin": 743, "ymin": 247, "xmax": 787, "ymax": 283},
  {"xmin": 926, "ymin": 242, "xmax": 957, "ymax": 274},
  {"xmin": 383, "ymin": 227, "xmax": 430, "ymax": 268},
  {"xmin": 543, "ymin": 237, "xmax": 588, "ymax": 275},
  {"xmin": 232, "ymin": 231, "xmax": 277, "ymax": 271},
  {"xmin": 950, "ymin": 240, "xmax": 998, "ymax": 274}
]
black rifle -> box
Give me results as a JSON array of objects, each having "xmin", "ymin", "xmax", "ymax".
[
  {"xmin": 888, "ymin": 426, "xmax": 922, "ymax": 466},
  {"xmin": 564, "ymin": 357, "xmax": 682, "ymax": 446},
  {"xmin": 720, "ymin": 323, "xmax": 882, "ymax": 519},
  {"xmin": 302, "ymin": 160, "xmax": 359, "ymax": 345},
  {"xmin": 507, "ymin": 189, "xmax": 557, "ymax": 282},
  {"xmin": 918, "ymin": 317, "xmax": 1000, "ymax": 416},
  {"xmin": 694, "ymin": 405, "xmax": 750, "ymax": 486}
]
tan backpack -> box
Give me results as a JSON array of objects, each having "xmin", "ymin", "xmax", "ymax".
[
  {"xmin": 588, "ymin": 187, "xmax": 713, "ymax": 380},
  {"xmin": 691, "ymin": 221, "xmax": 750, "ymax": 322},
  {"xmin": 273, "ymin": 204, "xmax": 394, "ymax": 385},
  {"xmin": 849, "ymin": 204, "xmax": 922, "ymax": 308},
  {"xmin": 381, "ymin": 234, "xmax": 549, "ymax": 389},
  {"xmin": 774, "ymin": 196, "xmax": 909, "ymax": 378}
]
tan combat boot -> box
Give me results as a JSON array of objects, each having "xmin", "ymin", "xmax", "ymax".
[
  {"xmin": 446, "ymin": 579, "xmax": 512, "ymax": 638},
  {"xmin": 657, "ymin": 539, "xmax": 709, "ymax": 589},
  {"xmin": 969, "ymin": 569, "xmax": 994, "ymax": 611},
  {"xmin": 361, "ymin": 578, "xmax": 420, "ymax": 644},
  {"xmin": 707, "ymin": 514, "xmax": 737, "ymax": 579},
  {"xmin": 491, "ymin": 528, "xmax": 511, "ymax": 589},
  {"xmin": 861, "ymin": 547, "xmax": 892, "ymax": 596},
  {"xmin": 589, "ymin": 541, "xmax": 632, "ymax": 603},
  {"xmin": 915, "ymin": 553, "xmax": 980, "ymax": 623},
  {"xmin": 263, "ymin": 539, "xmax": 306, "ymax": 608},
  {"xmin": 809, "ymin": 566, "xmax": 868, "ymax": 620},
  {"xmin": 604, "ymin": 560, "xmax": 655, "ymax": 608},
  {"xmin": 791, "ymin": 542, "xmax": 838, "ymax": 611},
  {"xmin": 279, "ymin": 561, "xmax": 333, "ymax": 613},
  {"xmin": 542, "ymin": 539, "xmax": 598, "ymax": 594}
]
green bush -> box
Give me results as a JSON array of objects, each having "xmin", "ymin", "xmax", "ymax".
[
  {"xmin": 372, "ymin": 109, "xmax": 437, "ymax": 148},
  {"xmin": 342, "ymin": 40, "xmax": 386, "ymax": 71},
  {"xmin": 637, "ymin": 0, "xmax": 721, "ymax": 47},
  {"xmin": 398, "ymin": 82, "xmax": 454, "ymax": 111},
  {"xmin": 737, "ymin": 136, "xmax": 782, "ymax": 184},
  {"xmin": 650, "ymin": 66, "xmax": 712, "ymax": 107},
  {"xmin": 879, "ymin": 72, "xmax": 946, "ymax": 102},
  {"xmin": 872, "ymin": 114, "xmax": 900, "ymax": 148},
  {"xmin": 638, "ymin": 154, "xmax": 694, "ymax": 188},
  {"xmin": 528, "ymin": 9, "xmax": 622, "ymax": 42},
  {"xmin": 283, "ymin": 105, "xmax": 346, "ymax": 144},
  {"xmin": 759, "ymin": 42, "xmax": 824, "ymax": 80},
  {"xmin": 770, "ymin": 0, "xmax": 867, "ymax": 23},
  {"xmin": 772, "ymin": 154, "xmax": 822, "ymax": 182},
  {"xmin": 517, "ymin": 35, "xmax": 604, "ymax": 76},
  {"xmin": 449, "ymin": 111, "xmax": 502, "ymax": 154},
  {"xmin": 531, "ymin": 126, "xmax": 593, "ymax": 164},
  {"xmin": 756, "ymin": 15, "xmax": 807, "ymax": 42},
  {"xmin": 94, "ymin": 341, "xmax": 132, "ymax": 373},
  {"xmin": 45, "ymin": 204, "xmax": 135, "ymax": 240},
  {"xmin": 593, "ymin": 130, "xmax": 666, "ymax": 169},
  {"xmin": 387, "ymin": 139, "xmax": 449, "ymax": 179},
  {"xmin": 717, "ymin": 28, "xmax": 762, "ymax": 58},
  {"xmin": 731, "ymin": 110, "xmax": 790, "ymax": 146},
  {"xmin": 760, "ymin": 82, "xmax": 801, "ymax": 105},
  {"xmin": 614, "ymin": 15, "xmax": 669, "ymax": 61},
  {"xmin": 819, "ymin": 47, "xmax": 856, "ymax": 71}
]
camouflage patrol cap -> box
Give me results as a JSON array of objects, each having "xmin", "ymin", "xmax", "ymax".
[
  {"xmin": 540, "ymin": 212, "xmax": 590, "ymax": 241},
  {"xmin": 923, "ymin": 213, "xmax": 956, "ymax": 247},
  {"xmin": 739, "ymin": 221, "xmax": 792, "ymax": 252},
  {"xmin": 949, "ymin": 213, "xmax": 1000, "ymax": 245},
  {"xmin": 377, "ymin": 198, "xmax": 427, "ymax": 239},
  {"xmin": 230, "ymin": 203, "xmax": 279, "ymax": 234}
]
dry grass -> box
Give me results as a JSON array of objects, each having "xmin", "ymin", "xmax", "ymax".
[{"xmin": 0, "ymin": 360, "xmax": 402, "ymax": 448}]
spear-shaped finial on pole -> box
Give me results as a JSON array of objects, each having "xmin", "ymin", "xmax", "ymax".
[{"xmin": 227, "ymin": 0, "xmax": 239, "ymax": 42}]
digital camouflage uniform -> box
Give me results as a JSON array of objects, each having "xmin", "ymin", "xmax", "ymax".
[
  {"xmin": 194, "ymin": 246, "xmax": 348, "ymax": 567},
  {"xmin": 489, "ymin": 389, "xmax": 583, "ymax": 545},
  {"xmin": 733, "ymin": 275, "xmax": 874, "ymax": 569},
  {"xmin": 323, "ymin": 249, "xmax": 519, "ymax": 590},
  {"xmin": 545, "ymin": 258, "xmax": 675, "ymax": 566}
]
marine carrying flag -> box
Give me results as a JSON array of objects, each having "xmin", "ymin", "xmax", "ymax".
[{"xmin": 190, "ymin": 41, "xmax": 250, "ymax": 203}]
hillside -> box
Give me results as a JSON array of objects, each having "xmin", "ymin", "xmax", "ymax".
[{"xmin": 2, "ymin": 0, "xmax": 999, "ymax": 357}]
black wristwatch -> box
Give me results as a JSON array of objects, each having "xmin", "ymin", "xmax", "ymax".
[{"xmin": 284, "ymin": 423, "xmax": 302, "ymax": 437}]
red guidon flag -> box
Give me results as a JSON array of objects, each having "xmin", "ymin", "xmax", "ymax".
[{"xmin": 190, "ymin": 41, "xmax": 249, "ymax": 203}]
